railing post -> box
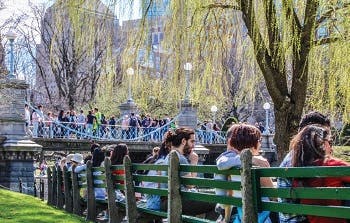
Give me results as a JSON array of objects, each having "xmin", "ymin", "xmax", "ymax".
[
  {"xmin": 40, "ymin": 178, "xmax": 44, "ymax": 200},
  {"xmin": 18, "ymin": 177, "xmax": 23, "ymax": 193},
  {"xmin": 104, "ymin": 157, "xmax": 123, "ymax": 222},
  {"xmin": 240, "ymin": 149, "xmax": 257, "ymax": 223},
  {"xmin": 71, "ymin": 166, "xmax": 82, "ymax": 216},
  {"xmin": 56, "ymin": 167, "xmax": 64, "ymax": 208},
  {"xmin": 168, "ymin": 150, "xmax": 182, "ymax": 223},
  {"xmin": 47, "ymin": 167, "xmax": 53, "ymax": 205},
  {"xmin": 63, "ymin": 166, "xmax": 73, "ymax": 213},
  {"xmin": 33, "ymin": 178, "xmax": 37, "ymax": 197},
  {"xmin": 124, "ymin": 155, "xmax": 138, "ymax": 223},
  {"xmin": 52, "ymin": 167, "xmax": 57, "ymax": 206},
  {"xmin": 86, "ymin": 160, "xmax": 96, "ymax": 221}
]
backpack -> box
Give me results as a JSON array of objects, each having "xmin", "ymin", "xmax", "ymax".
[{"xmin": 129, "ymin": 117, "xmax": 138, "ymax": 127}]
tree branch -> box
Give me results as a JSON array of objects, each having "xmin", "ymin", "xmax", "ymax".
[{"xmin": 240, "ymin": 0, "xmax": 288, "ymax": 106}]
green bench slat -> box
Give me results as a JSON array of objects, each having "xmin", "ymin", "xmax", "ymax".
[
  {"xmin": 133, "ymin": 175, "xmax": 168, "ymax": 183},
  {"xmin": 180, "ymin": 165, "xmax": 240, "ymax": 175},
  {"xmin": 261, "ymin": 187, "xmax": 350, "ymax": 200},
  {"xmin": 262, "ymin": 201, "xmax": 350, "ymax": 219},
  {"xmin": 181, "ymin": 191, "xmax": 242, "ymax": 206},
  {"xmin": 255, "ymin": 166, "xmax": 350, "ymax": 178},
  {"xmin": 137, "ymin": 202, "xmax": 167, "ymax": 217},
  {"xmin": 112, "ymin": 175, "xmax": 125, "ymax": 181},
  {"xmin": 110, "ymin": 165, "xmax": 124, "ymax": 171},
  {"xmin": 92, "ymin": 167, "xmax": 105, "ymax": 171},
  {"xmin": 182, "ymin": 215, "xmax": 215, "ymax": 223},
  {"xmin": 93, "ymin": 175, "xmax": 106, "ymax": 180},
  {"xmin": 115, "ymin": 184, "xmax": 124, "ymax": 190},
  {"xmin": 78, "ymin": 175, "xmax": 86, "ymax": 181},
  {"xmin": 181, "ymin": 177, "xmax": 241, "ymax": 190},
  {"xmin": 134, "ymin": 187, "xmax": 168, "ymax": 196},
  {"xmin": 94, "ymin": 183, "xmax": 107, "ymax": 188},
  {"xmin": 132, "ymin": 164, "xmax": 168, "ymax": 171}
]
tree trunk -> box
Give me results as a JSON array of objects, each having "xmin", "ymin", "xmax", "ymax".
[{"xmin": 273, "ymin": 100, "xmax": 303, "ymax": 160}]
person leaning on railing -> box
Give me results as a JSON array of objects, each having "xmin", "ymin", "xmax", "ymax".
[{"xmin": 291, "ymin": 125, "xmax": 350, "ymax": 223}]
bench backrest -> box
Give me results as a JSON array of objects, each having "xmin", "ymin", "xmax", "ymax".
[
  {"xmin": 253, "ymin": 166, "xmax": 350, "ymax": 220},
  {"xmin": 46, "ymin": 149, "xmax": 350, "ymax": 223}
]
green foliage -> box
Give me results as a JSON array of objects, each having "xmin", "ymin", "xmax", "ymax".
[
  {"xmin": 221, "ymin": 117, "xmax": 238, "ymax": 132},
  {"xmin": 0, "ymin": 189, "xmax": 89, "ymax": 223}
]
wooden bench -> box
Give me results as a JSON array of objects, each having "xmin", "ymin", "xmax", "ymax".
[{"xmin": 45, "ymin": 149, "xmax": 350, "ymax": 223}]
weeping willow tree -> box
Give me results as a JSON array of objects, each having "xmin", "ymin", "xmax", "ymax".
[
  {"xmin": 36, "ymin": 0, "xmax": 116, "ymax": 109},
  {"xmin": 61, "ymin": 0, "xmax": 349, "ymax": 159}
]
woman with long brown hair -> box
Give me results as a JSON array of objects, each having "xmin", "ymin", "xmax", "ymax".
[{"xmin": 291, "ymin": 125, "xmax": 350, "ymax": 223}]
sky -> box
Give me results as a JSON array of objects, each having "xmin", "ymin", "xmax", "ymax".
[{"xmin": 0, "ymin": 0, "xmax": 141, "ymax": 28}]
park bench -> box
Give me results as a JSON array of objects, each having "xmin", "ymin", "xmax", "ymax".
[{"xmin": 45, "ymin": 149, "xmax": 350, "ymax": 223}]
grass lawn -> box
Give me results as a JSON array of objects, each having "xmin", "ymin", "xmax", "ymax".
[
  {"xmin": 333, "ymin": 146, "xmax": 350, "ymax": 162},
  {"xmin": 0, "ymin": 188, "xmax": 89, "ymax": 223}
]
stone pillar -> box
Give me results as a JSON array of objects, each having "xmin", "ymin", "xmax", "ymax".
[
  {"xmin": 260, "ymin": 133, "xmax": 277, "ymax": 163},
  {"xmin": 177, "ymin": 100, "xmax": 198, "ymax": 129},
  {"xmin": 0, "ymin": 78, "xmax": 42, "ymax": 194},
  {"xmin": 118, "ymin": 99, "xmax": 138, "ymax": 117}
]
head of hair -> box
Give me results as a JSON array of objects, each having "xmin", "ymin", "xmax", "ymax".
[
  {"xmin": 164, "ymin": 127, "xmax": 195, "ymax": 148},
  {"xmin": 84, "ymin": 154, "xmax": 92, "ymax": 164},
  {"xmin": 152, "ymin": 147, "xmax": 160, "ymax": 155},
  {"xmin": 229, "ymin": 124, "xmax": 261, "ymax": 151},
  {"xmin": 291, "ymin": 125, "xmax": 329, "ymax": 167},
  {"xmin": 226, "ymin": 124, "xmax": 240, "ymax": 140},
  {"xmin": 92, "ymin": 148, "xmax": 105, "ymax": 167},
  {"xmin": 90, "ymin": 143, "xmax": 100, "ymax": 154},
  {"xmin": 299, "ymin": 111, "xmax": 330, "ymax": 131},
  {"xmin": 110, "ymin": 143, "xmax": 129, "ymax": 165}
]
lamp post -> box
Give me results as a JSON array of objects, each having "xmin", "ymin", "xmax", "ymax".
[
  {"xmin": 5, "ymin": 30, "xmax": 17, "ymax": 79},
  {"xmin": 210, "ymin": 105, "xmax": 218, "ymax": 124},
  {"xmin": 183, "ymin": 62, "xmax": 192, "ymax": 103},
  {"xmin": 126, "ymin": 67, "xmax": 134, "ymax": 102},
  {"xmin": 263, "ymin": 102, "xmax": 271, "ymax": 134}
]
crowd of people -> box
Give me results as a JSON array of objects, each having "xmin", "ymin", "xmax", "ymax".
[
  {"xmin": 37, "ymin": 110, "xmax": 349, "ymax": 223},
  {"xmin": 25, "ymin": 104, "xmax": 178, "ymax": 140},
  {"xmin": 25, "ymin": 104, "xmax": 224, "ymax": 143}
]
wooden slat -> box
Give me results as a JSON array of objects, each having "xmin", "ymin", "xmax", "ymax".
[
  {"xmin": 92, "ymin": 167, "xmax": 105, "ymax": 171},
  {"xmin": 132, "ymin": 164, "xmax": 168, "ymax": 171},
  {"xmin": 110, "ymin": 165, "xmax": 124, "ymax": 171},
  {"xmin": 134, "ymin": 187, "xmax": 168, "ymax": 196},
  {"xmin": 261, "ymin": 201, "xmax": 350, "ymax": 219},
  {"xmin": 181, "ymin": 177, "xmax": 241, "ymax": 190},
  {"xmin": 115, "ymin": 184, "xmax": 124, "ymax": 190},
  {"xmin": 180, "ymin": 165, "xmax": 241, "ymax": 175},
  {"xmin": 181, "ymin": 191, "xmax": 242, "ymax": 206},
  {"xmin": 261, "ymin": 187, "xmax": 350, "ymax": 200},
  {"xmin": 93, "ymin": 175, "xmax": 105, "ymax": 180},
  {"xmin": 132, "ymin": 175, "xmax": 168, "ymax": 183},
  {"xmin": 255, "ymin": 166, "xmax": 350, "ymax": 178}
]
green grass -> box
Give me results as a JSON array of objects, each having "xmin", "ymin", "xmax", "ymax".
[
  {"xmin": 333, "ymin": 146, "xmax": 350, "ymax": 163},
  {"xmin": 0, "ymin": 188, "xmax": 88, "ymax": 223}
]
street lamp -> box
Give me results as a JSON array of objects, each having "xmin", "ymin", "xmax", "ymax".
[
  {"xmin": 210, "ymin": 105, "xmax": 218, "ymax": 124},
  {"xmin": 5, "ymin": 30, "xmax": 17, "ymax": 79},
  {"xmin": 263, "ymin": 102, "xmax": 271, "ymax": 134},
  {"xmin": 126, "ymin": 67, "xmax": 134, "ymax": 102},
  {"xmin": 183, "ymin": 62, "xmax": 192, "ymax": 102}
]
